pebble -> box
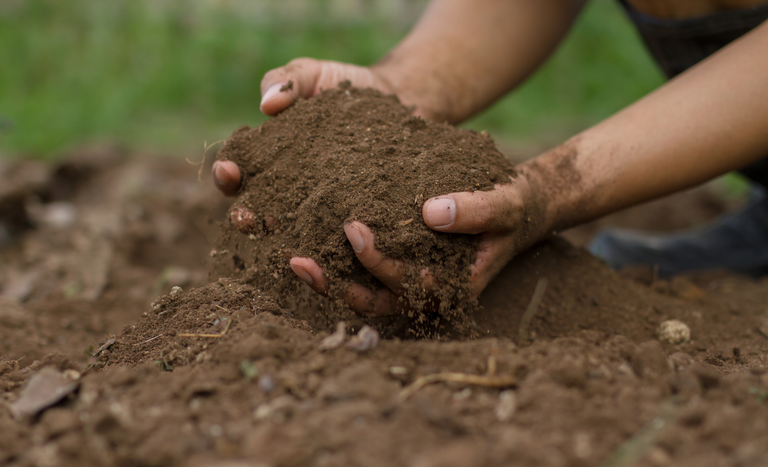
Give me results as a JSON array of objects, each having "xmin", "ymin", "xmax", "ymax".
[
  {"xmin": 319, "ymin": 321, "xmax": 347, "ymax": 351},
  {"xmin": 494, "ymin": 390, "xmax": 517, "ymax": 421},
  {"xmin": 345, "ymin": 325, "xmax": 380, "ymax": 352},
  {"xmin": 258, "ymin": 375, "xmax": 277, "ymax": 394},
  {"xmin": 658, "ymin": 319, "xmax": 691, "ymax": 345}
]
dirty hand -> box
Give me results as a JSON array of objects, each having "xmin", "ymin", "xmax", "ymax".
[
  {"xmin": 212, "ymin": 58, "xmax": 396, "ymax": 196},
  {"xmin": 289, "ymin": 176, "xmax": 546, "ymax": 316}
]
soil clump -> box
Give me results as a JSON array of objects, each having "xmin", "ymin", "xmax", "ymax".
[{"xmin": 212, "ymin": 82, "xmax": 515, "ymax": 334}]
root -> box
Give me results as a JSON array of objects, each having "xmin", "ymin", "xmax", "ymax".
[
  {"xmin": 186, "ymin": 139, "xmax": 225, "ymax": 182},
  {"xmin": 398, "ymin": 356, "xmax": 515, "ymax": 402},
  {"xmin": 134, "ymin": 334, "xmax": 164, "ymax": 346},
  {"xmin": 178, "ymin": 317, "xmax": 231, "ymax": 339}
]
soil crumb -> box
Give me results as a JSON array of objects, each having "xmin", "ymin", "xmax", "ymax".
[{"xmin": 213, "ymin": 82, "xmax": 515, "ymax": 335}]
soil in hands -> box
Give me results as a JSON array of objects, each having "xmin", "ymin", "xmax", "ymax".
[{"xmin": 212, "ymin": 81, "xmax": 515, "ymax": 336}]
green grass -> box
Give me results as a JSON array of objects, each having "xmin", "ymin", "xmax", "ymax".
[{"xmin": 0, "ymin": 0, "xmax": 664, "ymax": 158}]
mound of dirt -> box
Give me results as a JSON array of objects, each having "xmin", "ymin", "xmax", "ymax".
[
  {"xmin": 2, "ymin": 150, "xmax": 768, "ymax": 467},
  {"xmin": 212, "ymin": 82, "xmax": 515, "ymax": 331}
]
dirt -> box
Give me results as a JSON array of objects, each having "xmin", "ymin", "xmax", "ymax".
[
  {"xmin": 1, "ymin": 125, "xmax": 768, "ymax": 464},
  {"xmin": 211, "ymin": 83, "xmax": 515, "ymax": 335}
]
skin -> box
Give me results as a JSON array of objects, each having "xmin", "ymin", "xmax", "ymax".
[{"xmin": 213, "ymin": 0, "xmax": 768, "ymax": 316}]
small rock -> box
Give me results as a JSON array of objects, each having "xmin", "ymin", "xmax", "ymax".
[
  {"xmin": 319, "ymin": 321, "xmax": 347, "ymax": 351},
  {"xmin": 10, "ymin": 368, "xmax": 80, "ymax": 419},
  {"xmin": 658, "ymin": 319, "xmax": 691, "ymax": 345},
  {"xmin": 389, "ymin": 366, "xmax": 408, "ymax": 376},
  {"xmin": 494, "ymin": 390, "xmax": 517, "ymax": 421},
  {"xmin": 170, "ymin": 286, "xmax": 183, "ymax": 296},
  {"xmin": 258, "ymin": 375, "xmax": 277, "ymax": 394},
  {"xmin": 39, "ymin": 201, "xmax": 77, "ymax": 229},
  {"xmin": 253, "ymin": 395, "xmax": 295, "ymax": 421},
  {"xmin": 345, "ymin": 325, "xmax": 380, "ymax": 352}
]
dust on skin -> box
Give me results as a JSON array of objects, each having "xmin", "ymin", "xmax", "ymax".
[{"xmin": 517, "ymin": 136, "xmax": 607, "ymax": 236}]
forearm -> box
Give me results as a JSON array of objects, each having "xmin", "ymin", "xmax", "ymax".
[
  {"xmin": 523, "ymin": 19, "xmax": 768, "ymax": 234},
  {"xmin": 372, "ymin": 0, "xmax": 585, "ymax": 123}
]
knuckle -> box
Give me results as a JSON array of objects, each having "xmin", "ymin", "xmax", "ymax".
[{"xmin": 363, "ymin": 252, "xmax": 387, "ymax": 275}]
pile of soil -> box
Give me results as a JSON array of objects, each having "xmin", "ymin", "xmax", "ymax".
[
  {"xmin": 1, "ymin": 145, "xmax": 768, "ymax": 466},
  {"xmin": 212, "ymin": 82, "xmax": 515, "ymax": 332}
]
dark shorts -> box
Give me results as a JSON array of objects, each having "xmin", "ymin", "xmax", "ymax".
[{"xmin": 619, "ymin": 0, "xmax": 768, "ymax": 187}]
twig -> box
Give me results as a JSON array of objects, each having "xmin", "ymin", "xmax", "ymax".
[
  {"xmin": 93, "ymin": 337, "xmax": 116, "ymax": 355},
  {"xmin": 186, "ymin": 139, "xmax": 225, "ymax": 181},
  {"xmin": 134, "ymin": 334, "xmax": 164, "ymax": 346},
  {"xmin": 398, "ymin": 372, "xmax": 516, "ymax": 402},
  {"xmin": 518, "ymin": 278, "xmax": 548, "ymax": 346},
  {"xmin": 178, "ymin": 318, "xmax": 231, "ymax": 338}
]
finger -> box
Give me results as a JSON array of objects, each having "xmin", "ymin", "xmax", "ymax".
[
  {"xmin": 343, "ymin": 283, "xmax": 398, "ymax": 317},
  {"xmin": 261, "ymin": 59, "xmax": 393, "ymax": 116},
  {"xmin": 260, "ymin": 58, "xmax": 323, "ymax": 115},
  {"xmin": 343, "ymin": 222, "xmax": 409, "ymax": 293},
  {"xmin": 468, "ymin": 233, "xmax": 517, "ymax": 296},
  {"xmin": 289, "ymin": 257, "xmax": 396, "ymax": 316},
  {"xmin": 422, "ymin": 184, "xmax": 521, "ymax": 235},
  {"xmin": 212, "ymin": 160, "xmax": 242, "ymax": 196}
]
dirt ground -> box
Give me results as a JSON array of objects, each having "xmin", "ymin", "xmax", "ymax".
[{"xmin": 1, "ymin": 144, "xmax": 768, "ymax": 467}]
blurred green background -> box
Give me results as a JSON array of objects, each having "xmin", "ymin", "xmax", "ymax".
[{"xmin": 0, "ymin": 0, "xmax": 665, "ymax": 159}]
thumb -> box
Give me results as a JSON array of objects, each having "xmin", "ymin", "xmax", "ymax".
[{"xmin": 422, "ymin": 185, "xmax": 522, "ymax": 234}]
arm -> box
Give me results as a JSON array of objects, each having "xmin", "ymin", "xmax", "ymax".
[
  {"xmin": 372, "ymin": 0, "xmax": 586, "ymax": 123},
  {"xmin": 522, "ymin": 18, "xmax": 768, "ymax": 235},
  {"xmin": 258, "ymin": 0, "xmax": 586, "ymax": 121}
]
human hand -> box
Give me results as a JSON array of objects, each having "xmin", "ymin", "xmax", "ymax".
[
  {"xmin": 212, "ymin": 58, "xmax": 396, "ymax": 196},
  {"xmin": 288, "ymin": 176, "xmax": 548, "ymax": 316}
]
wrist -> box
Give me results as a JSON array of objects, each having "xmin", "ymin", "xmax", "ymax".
[
  {"xmin": 370, "ymin": 59, "xmax": 447, "ymax": 122},
  {"xmin": 510, "ymin": 168, "xmax": 556, "ymax": 249},
  {"xmin": 515, "ymin": 142, "xmax": 584, "ymax": 239}
]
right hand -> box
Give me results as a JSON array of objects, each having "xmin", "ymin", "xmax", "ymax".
[{"xmin": 212, "ymin": 58, "xmax": 396, "ymax": 195}]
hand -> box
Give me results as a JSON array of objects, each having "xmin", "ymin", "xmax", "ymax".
[
  {"xmin": 212, "ymin": 58, "xmax": 397, "ymax": 195},
  {"xmin": 289, "ymin": 175, "xmax": 548, "ymax": 316}
]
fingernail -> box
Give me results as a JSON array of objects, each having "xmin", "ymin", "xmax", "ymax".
[
  {"xmin": 291, "ymin": 264, "xmax": 313, "ymax": 286},
  {"xmin": 344, "ymin": 223, "xmax": 365, "ymax": 253},
  {"xmin": 260, "ymin": 83, "xmax": 285, "ymax": 108},
  {"xmin": 212, "ymin": 162, "xmax": 231, "ymax": 187},
  {"xmin": 425, "ymin": 198, "xmax": 455, "ymax": 228}
]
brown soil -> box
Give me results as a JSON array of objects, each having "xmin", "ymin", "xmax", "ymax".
[
  {"xmin": 1, "ymin": 144, "xmax": 768, "ymax": 464},
  {"xmin": 211, "ymin": 83, "xmax": 515, "ymax": 335}
]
